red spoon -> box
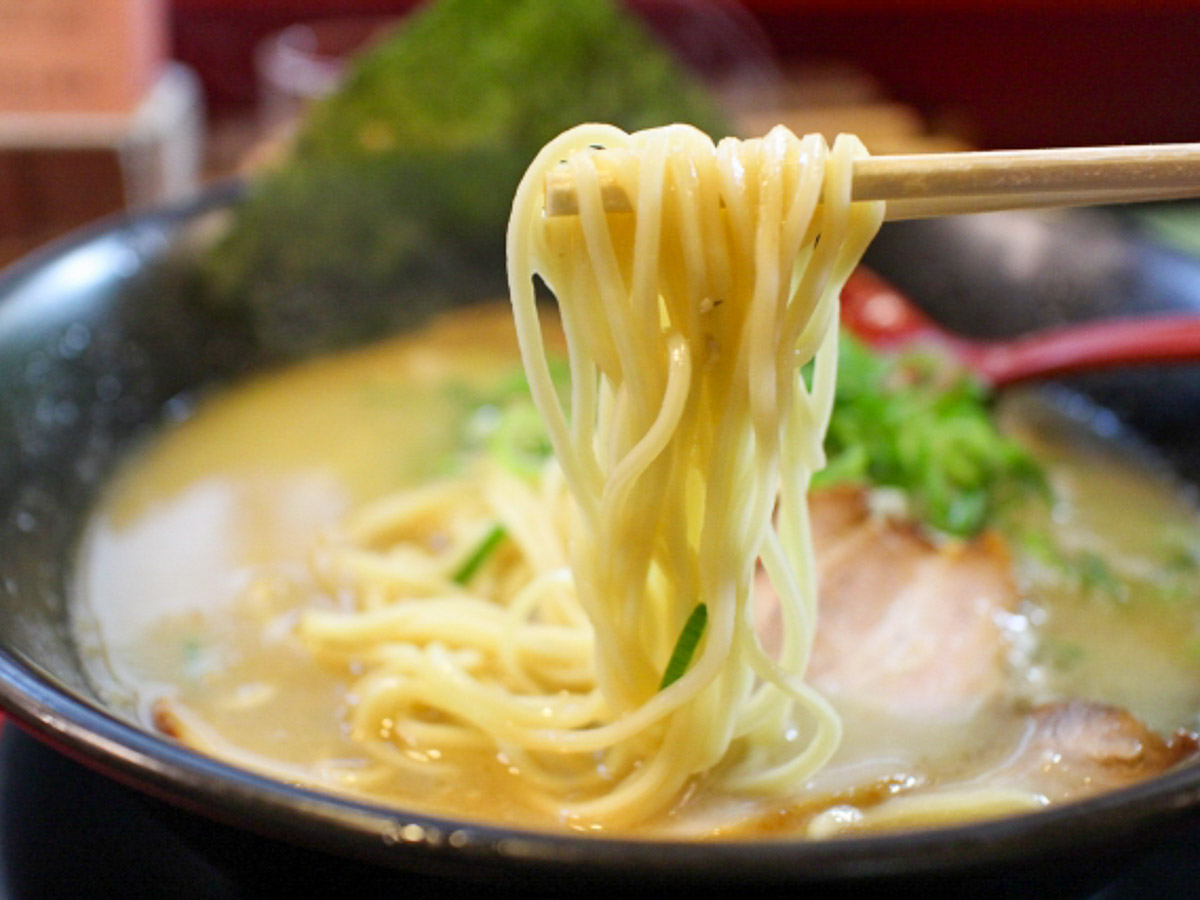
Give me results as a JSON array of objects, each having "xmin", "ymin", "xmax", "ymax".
[{"xmin": 840, "ymin": 268, "xmax": 1200, "ymax": 388}]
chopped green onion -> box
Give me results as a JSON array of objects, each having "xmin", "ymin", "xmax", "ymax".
[
  {"xmin": 181, "ymin": 636, "xmax": 210, "ymax": 680},
  {"xmin": 452, "ymin": 524, "xmax": 507, "ymax": 585},
  {"xmin": 812, "ymin": 330, "xmax": 1048, "ymax": 537},
  {"xmin": 660, "ymin": 603, "xmax": 708, "ymax": 690},
  {"xmin": 454, "ymin": 360, "xmax": 569, "ymax": 477},
  {"xmin": 1078, "ymin": 551, "xmax": 1125, "ymax": 601},
  {"xmin": 1040, "ymin": 637, "xmax": 1086, "ymax": 672}
]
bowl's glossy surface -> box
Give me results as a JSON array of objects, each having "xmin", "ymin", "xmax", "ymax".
[{"xmin": 2, "ymin": 189, "xmax": 1200, "ymax": 897}]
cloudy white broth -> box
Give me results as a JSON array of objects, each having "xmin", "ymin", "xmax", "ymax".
[{"xmin": 71, "ymin": 304, "xmax": 1200, "ymax": 837}]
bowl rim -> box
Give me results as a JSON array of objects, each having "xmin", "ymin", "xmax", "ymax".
[
  {"xmin": 5, "ymin": 649, "xmax": 1200, "ymax": 883},
  {"xmin": 1, "ymin": 187, "xmax": 1199, "ymax": 885}
]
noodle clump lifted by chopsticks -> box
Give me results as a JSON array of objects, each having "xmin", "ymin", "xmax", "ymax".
[{"xmin": 298, "ymin": 123, "xmax": 885, "ymax": 827}]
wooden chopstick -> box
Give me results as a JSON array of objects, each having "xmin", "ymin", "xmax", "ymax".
[
  {"xmin": 885, "ymin": 183, "xmax": 1200, "ymax": 221},
  {"xmin": 543, "ymin": 142, "xmax": 1200, "ymax": 220}
]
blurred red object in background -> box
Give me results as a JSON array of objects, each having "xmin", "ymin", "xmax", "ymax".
[
  {"xmin": 171, "ymin": 0, "xmax": 417, "ymax": 117},
  {"xmin": 170, "ymin": 0, "xmax": 1200, "ymax": 150}
]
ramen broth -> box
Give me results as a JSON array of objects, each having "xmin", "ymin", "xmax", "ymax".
[{"xmin": 71, "ymin": 304, "xmax": 1200, "ymax": 835}]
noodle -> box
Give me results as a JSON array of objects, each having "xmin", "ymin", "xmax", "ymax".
[{"xmin": 297, "ymin": 124, "xmax": 885, "ymax": 827}]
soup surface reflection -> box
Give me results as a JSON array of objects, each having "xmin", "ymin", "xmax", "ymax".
[{"xmin": 72, "ymin": 305, "xmax": 1200, "ymax": 836}]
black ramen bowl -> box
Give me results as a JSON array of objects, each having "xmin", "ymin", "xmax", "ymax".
[{"xmin": 2, "ymin": 185, "xmax": 1200, "ymax": 899}]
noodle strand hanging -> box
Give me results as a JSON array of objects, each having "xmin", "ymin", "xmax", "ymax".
[{"xmin": 298, "ymin": 123, "xmax": 885, "ymax": 827}]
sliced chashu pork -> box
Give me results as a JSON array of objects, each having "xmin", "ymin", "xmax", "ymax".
[
  {"xmin": 755, "ymin": 487, "xmax": 1198, "ymax": 800},
  {"xmin": 1001, "ymin": 700, "xmax": 1198, "ymax": 802},
  {"xmin": 807, "ymin": 487, "xmax": 1016, "ymax": 718},
  {"xmin": 756, "ymin": 486, "xmax": 1017, "ymax": 719}
]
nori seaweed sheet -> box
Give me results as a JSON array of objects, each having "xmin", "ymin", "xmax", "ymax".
[{"xmin": 198, "ymin": 0, "xmax": 732, "ymax": 356}]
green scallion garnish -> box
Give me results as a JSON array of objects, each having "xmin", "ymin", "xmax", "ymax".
[
  {"xmin": 451, "ymin": 524, "xmax": 508, "ymax": 585},
  {"xmin": 660, "ymin": 603, "xmax": 708, "ymax": 690}
]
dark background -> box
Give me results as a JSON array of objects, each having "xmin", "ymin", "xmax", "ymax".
[{"xmin": 171, "ymin": 0, "xmax": 1200, "ymax": 149}]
